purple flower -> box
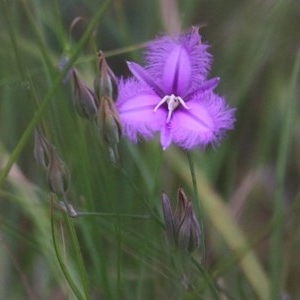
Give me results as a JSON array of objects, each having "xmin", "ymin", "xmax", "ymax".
[{"xmin": 116, "ymin": 27, "xmax": 235, "ymax": 150}]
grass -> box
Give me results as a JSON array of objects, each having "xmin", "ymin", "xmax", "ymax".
[{"xmin": 0, "ymin": 0, "xmax": 299, "ymax": 299}]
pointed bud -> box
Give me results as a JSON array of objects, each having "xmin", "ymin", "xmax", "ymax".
[
  {"xmin": 96, "ymin": 95, "xmax": 122, "ymax": 164},
  {"xmin": 33, "ymin": 128, "xmax": 52, "ymax": 169},
  {"xmin": 162, "ymin": 188, "xmax": 201, "ymax": 252},
  {"xmin": 177, "ymin": 201, "xmax": 201, "ymax": 252},
  {"xmin": 72, "ymin": 69, "xmax": 99, "ymax": 119},
  {"xmin": 94, "ymin": 51, "xmax": 118, "ymax": 100},
  {"xmin": 161, "ymin": 192, "xmax": 176, "ymax": 247},
  {"xmin": 173, "ymin": 187, "xmax": 189, "ymax": 230},
  {"xmin": 189, "ymin": 205, "xmax": 201, "ymax": 252},
  {"xmin": 176, "ymin": 188, "xmax": 201, "ymax": 252},
  {"xmin": 47, "ymin": 146, "xmax": 69, "ymax": 196},
  {"xmin": 98, "ymin": 96, "xmax": 122, "ymax": 145}
]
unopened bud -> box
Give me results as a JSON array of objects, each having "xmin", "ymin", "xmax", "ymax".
[
  {"xmin": 98, "ymin": 96, "xmax": 122, "ymax": 145},
  {"xmin": 173, "ymin": 187, "xmax": 188, "ymax": 229},
  {"xmin": 177, "ymin": 200, "xmax": 201, "ymax": 252},
  {"xmin": 176, "ymin": 188, "xmax": 201, "ymax": 252},
  {"xmin": 97, "ymin": 95, "xmax": 122, "ymax": 164},
  {"xmin": 33, "ymin": 128, "xmax": 52, "ymax": 169},
  {"xmin": 72, "ymin": 69, "xmax": 99, "ymax": 119},
  {"xmin": 161, "ymin": 192, "xmax": 176, "ymax": 247},
  {"xmin": 161, "ymin": 188, "xmax": 201, "ymax": 252},
  {"xmin": 47, "ymin": 146, "xmax": 69, "ymax": 196},
  {"xmin": 94, "ymin": 51, "xmax": 118, "ymax": 100}
]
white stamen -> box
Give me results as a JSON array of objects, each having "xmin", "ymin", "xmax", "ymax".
[
  {"xmin": 154, "ymin": 94, "xmax": 190, "ymax": 123},
  {"xmin": 154, "ymin": 95, "xmax": 169, "ymax": 112},
  {"xmin": 176, "ymin": 96, "xmax": 190, "ymax": 110}
]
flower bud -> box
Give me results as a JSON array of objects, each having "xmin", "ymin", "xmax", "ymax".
[
  {"xmin": 47, "ymin": 146, "xmax": 69, "ymax": 196},
  {"xmin": 175, "ymin": 188, "xmax": 201, "ymax": 252},
  {"xmin": 177, "ymin": 200, "xmax": 201, "ymax": 253},
  {"xmin": 72, "ymin": 69, "xmax": 99, "ymax": 119},
  {"xmin": 161, "ymin": 192, "xmax": 176, "ymax": 247},
  {"xmin": 98, "ymin": 96, "xmax": 122, "ymax": 145},
  {"xmin": 161, "ymin": 188, "xmax": 201, "ymax": 252},
  {"xmin": 173, "ymin": 187, "xmax": 188, "ymax": 228},
  {"xmin": 33, "ymin": 128, "xmax": 52, "ymax": 169},
  {"xmin": 94, "ymin": 51, "xmax": 118, "ymax": 100},
  {"xmin": 96, "ymin": 95, "xmax": 122, "ymax": 164}
]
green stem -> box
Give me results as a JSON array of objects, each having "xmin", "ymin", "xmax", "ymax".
[
  {"xmin": 76, "ymin": 211, "xmax": 152, "ymax": 220},
  {"xmin": 63, "ymin": 213, "xmax": 91, "ymax": 300},
  {"xmin": 51, "ymin": 204, "xmax": 85, "ymax": 300},
  {"xmin": 190, "ymin": 255, "xmax": 220, "ymax": 300},
  {"xmin": 186, "ymin": 151, "xmax": 205, "ymax": 261},
  {"xmin": 0, "ymin": 0, "xmax": 111, "ymax": 188},
  {"xmin": 116, "ymin": 222, "xmax": 122, "ymax": 299},
  {"xmin": 270, "ymin": 50, "xmax": 300, "ymax": 299}
]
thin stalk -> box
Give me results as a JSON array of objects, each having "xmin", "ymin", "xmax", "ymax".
[
  {"xmin": 186, "ymin": 151, "xmax": 205, "ymax": 261},
  {"xmin": 76, "ymin": 211, "xmax": 152, "ymax": 220},
  {"xmin": 116, "ymin": 222, "xmax": 123, "ymax": 300},
  {"xmin": 191, "ymin": 255, "xmax": 220, "ymax": 300},
  {"xmin": 63, "ymin": 213, "xmax": 91, "ymax": 300},
  {"xmin": 51, "ymin": 204, "xmax": 85, "ymax": 300},
  {"xmin": 270, "ymin": 50, "xmax": 300, "ymax": 299},
  {"xmin": 0, "ymin": 0, "xmax": 111, "ymax": 188}
]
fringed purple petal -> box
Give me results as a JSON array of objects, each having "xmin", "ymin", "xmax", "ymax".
[
  {"xmin": 162, "ymin": 45, "xmax": 191, "ymax": 95},
  {"xmin": 160, "ymin": 124, "xmax": 173, "ymax": 150},
  {"xmin": 145, "ymin": 26, "xmax": 212, "ymax": 97},
  {"xmin": 185, "ymin": 77, "xmax": 220, "ymax": 101},
  {"xmin": 116, "ymin": 78, "xmax": 165, "ymax": 142},
  {"xmin": 170, "ymin": 91, "xmax": 236, "ymax": 149},
  {"xmin": 127, "ymin": 61, "xmax": 164, "ymax": 97}
]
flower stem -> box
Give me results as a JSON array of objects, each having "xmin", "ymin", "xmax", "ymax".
[
  {"xmin": 186, "ymin": 151, "xmax": 205, "ymax": 261},
  {"xmin": 76, "ymin": 211, "xmax": 152, "ymax": 219},
  {"xmin": 62, "ymin": 212, "xmax": 91, "ymax": 300},
  {"xmin": 190, "ymin": 255, "xmax": 220, "ymax": 300},
  {"xmin": 50, "ymin": 203, "xmax": 85, "ymax": 300}
]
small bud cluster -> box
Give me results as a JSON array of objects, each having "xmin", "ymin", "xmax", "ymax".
[
  {"xmin": 95, "ymin": 52, "xmax": 122, "ymax": 164},
  {"xmin": 34, "ymin": 128, "xmax": 77, "ymax": 217},
  {"xmin": 66, "ymin": 51, "xmax": 122, "ymax": 165},
  {"xmin": 162, "ymin": 188, "xmax": 201, "ymax": 253}
]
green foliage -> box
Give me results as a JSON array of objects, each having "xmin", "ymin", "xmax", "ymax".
[{"xmin": 0, "ymin": 0, "xmax": 299, "ymax": 299}]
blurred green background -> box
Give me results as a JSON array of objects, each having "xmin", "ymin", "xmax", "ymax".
[{"xmin": 0, "ymin": 0, "xmax": 299, "ymax": 299}]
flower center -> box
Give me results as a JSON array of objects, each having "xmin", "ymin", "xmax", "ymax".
[{"xmin": 154, "ymin": 94, "xmax": 190, "ymax": 123}]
